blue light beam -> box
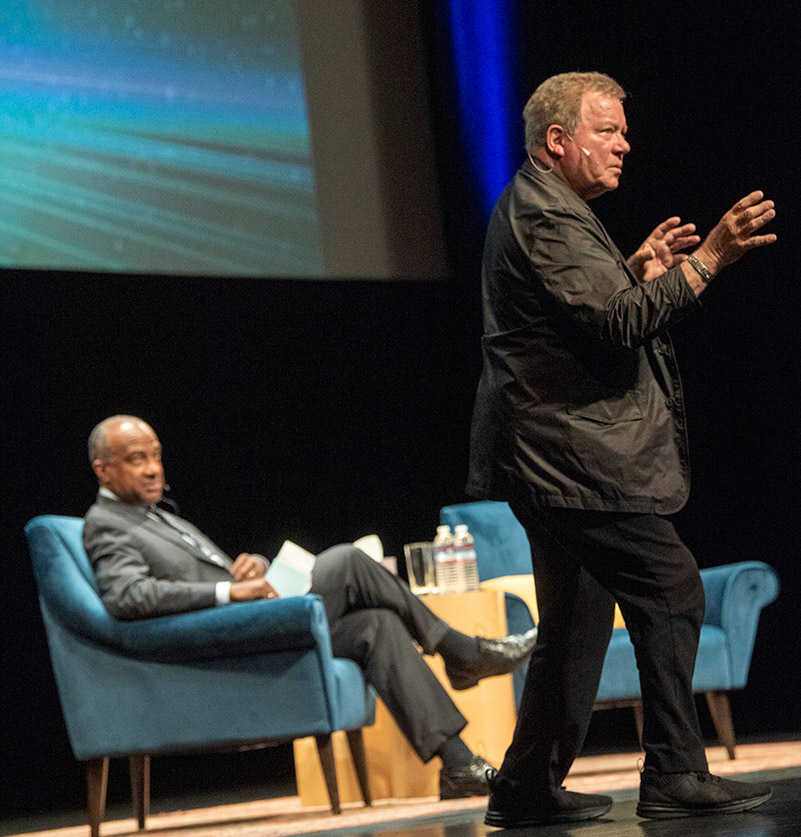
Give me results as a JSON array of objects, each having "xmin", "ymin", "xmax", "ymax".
[{"xmin": 447, "ymin": 0, "xmax": 517, "ymax": 217}]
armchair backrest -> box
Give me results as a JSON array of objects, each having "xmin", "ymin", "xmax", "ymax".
[
  {"xmin": 440, "ymin": 501, "xmax": 532, "ymax": 580},
  {"xmin": 25, "ymin": 515, "xmax": 374, "ymax": 760},
  {"xmin": 26, "ymin": 515, "xmax": 330, "ymax": 659},
  {"xmin": 26, "ymin": 515, "xmax": 121, "ymax": 643}
]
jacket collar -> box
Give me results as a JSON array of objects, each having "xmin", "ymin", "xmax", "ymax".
[
  {"xmin": 518, "ymin": 157, "xmax": 632, "ymax": 280},
  {"xmin": 93, "ymin": 492, "xmax": 190, "ymax": 552},
  {"xmin": 95, "ymin": 490, "xmax": 149, "ymax": 519}
]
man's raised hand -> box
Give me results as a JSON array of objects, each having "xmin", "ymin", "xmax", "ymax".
[
  {"xmin": 694, "ymin": 191, "xmax": 777, "ymax": 274},
  {"xmin": 628, "ymin": 217, "xmax": 700, "ymax": 282}
]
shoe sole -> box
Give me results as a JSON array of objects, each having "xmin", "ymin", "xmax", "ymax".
[
  {"xmin": 448, "ymin": 667, "xmax": 524, "ymax": 690},
  {"xmin": 440, "ymin": 786, "xmax": 487, "ymax": 800},
  {"xmin": 448, "ymin": 675, "xmax": 479, "ymax": 691},
  {"xmin": 637, "ymin": 789, "xmax": 773, "ymax": 819},
  {"xmin": 484, "ymin": 800, "xmax": 612, "ymax": 827}
]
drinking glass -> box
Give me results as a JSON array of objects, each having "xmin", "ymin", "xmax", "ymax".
[{"xmin": 403, "ymin": 541, "xmax": 436, "ymax": 595}]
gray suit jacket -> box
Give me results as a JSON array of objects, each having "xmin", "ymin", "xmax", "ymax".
[{"xmin": 84, "ymin": 494, "xmax": 235, "ymax": 620}]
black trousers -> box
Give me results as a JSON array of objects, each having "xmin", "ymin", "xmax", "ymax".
[
  {"xmin": 497, "ymin": 503, "xmax": 708, "ymax": 792},
  {"xmin": 309, "ymin": 545, "xmax": 467, "ymax": 762}
]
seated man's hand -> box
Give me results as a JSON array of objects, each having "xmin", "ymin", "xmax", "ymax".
[
  {"xmin": 230, "ymin": 552, "xmax": 268, "ymax": 581},
  {"xmin": 229, "ymin": 553, "xmax": 278, "ymax": 600},
  {"xmin": 229, "ymin": 578, "xmax": 280, "ymax": 601}
]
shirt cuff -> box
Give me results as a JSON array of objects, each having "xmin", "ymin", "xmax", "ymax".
[{"xmin": 215, "ymin": 581, "xmax": 232, "ymax": 606}]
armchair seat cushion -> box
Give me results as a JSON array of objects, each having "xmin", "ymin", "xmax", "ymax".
[
  {"xmin": 595, "ymin": 625, "xmax": 730, "ymax": 702},
  {"xmin": 690, "ymin": 627, "xmax": 731, "ymax": 692}
]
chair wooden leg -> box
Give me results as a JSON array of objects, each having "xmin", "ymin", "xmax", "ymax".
[
  {"xmin": 632, "ymin": 700, "xmax": 645, "ymax": 750},
  {"xmin": 129, "ymin": 754, "xmax": 151, "ymax": 829},
  {"xmin": 345, "ymin": 729, "xmax": 372, "ymax": 806},
  {"xmin": 705, "ymin": 690, "xmax": 736, "ymax": 759},
  {"xmin": 315, "ymin": 734, "xmax": 341, "ymax": 814},
  {"xmin": 86, "ymin": 758, "xmax": 109, "ymax": 837}
]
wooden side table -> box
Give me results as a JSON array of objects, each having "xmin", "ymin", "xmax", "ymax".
[{"xmin": 294, "ymin": 588, "xmax": 518, "ymax": 805}]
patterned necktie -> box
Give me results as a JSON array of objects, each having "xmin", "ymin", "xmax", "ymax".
[{"xmin": 148, "ymin": 507, "xmax": 228, "ymax": 568}]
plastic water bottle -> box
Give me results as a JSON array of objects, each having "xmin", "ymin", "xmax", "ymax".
[
  {"xmin": 453, "ymin": 524, "xmax": 480, "ymax": 592},
  {"xmin": 433, "ymin": 525, "xmax": 459, "ymax": 594}
]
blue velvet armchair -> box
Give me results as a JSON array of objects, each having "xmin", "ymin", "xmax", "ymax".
[
  {"xmin": 440, "ymin": 501, "xmax": 779, "ymax": 758},
  {"xmin": 25, "ymin": 515, "xmax": 376, "ymax": 837}
]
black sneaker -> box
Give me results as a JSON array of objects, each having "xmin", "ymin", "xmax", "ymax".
[
  {"xmin": 637, "ymin": 769, "xmax": 772, "ymax": 819},
  {"xmin": 484, "ymin": 770, "xmax": 612, "ymax": 827}
]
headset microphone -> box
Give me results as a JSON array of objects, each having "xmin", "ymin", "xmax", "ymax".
[
  {"xmin": 159, "ymin": 490, "xmax": 181, "ymax": 516},
  {"xmin": 581, "ymin": 146, "xmax": 591, "ymax": 157}
]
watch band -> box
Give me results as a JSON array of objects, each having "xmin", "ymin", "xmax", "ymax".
[{"xmin": 687, "ymin": 253, "xmax": 715, "ymax": 283}]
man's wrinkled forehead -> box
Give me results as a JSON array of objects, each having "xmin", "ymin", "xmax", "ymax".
[{"xmin": 579, "ymin": 92, "xmax": 627, "ymax": 130}]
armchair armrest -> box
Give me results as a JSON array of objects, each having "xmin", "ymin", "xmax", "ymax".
[
  {"xmin": 43, "ymin": 594, "xmax": 333, "ymax": 664},
  {"xmin": 480, "ymin": 575, "xmax": 540, "ymax": 623},
  {"xmin": 479, "ymin": 574, "xmax": 627, "ymax": 628},
  {"xmin": 115, "ymin": 595, "xmax": 332, "ymax": 662},
  {"xmin": 700, "ymin": 561, "xmax": 779, "ymax": 686}
]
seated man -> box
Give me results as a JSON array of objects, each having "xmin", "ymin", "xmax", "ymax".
[{"xmin": 83, "ymin": 414, "xmax": 537, "ymax": 799}]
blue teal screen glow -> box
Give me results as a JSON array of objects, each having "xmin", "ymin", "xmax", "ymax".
[{"xmin": 0, "ymin": 0, "xmax": 323, "ymax": 276}]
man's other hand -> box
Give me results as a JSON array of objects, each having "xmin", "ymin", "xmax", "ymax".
[
  {"xmin": 229, "ymin": 578, "xmax": 280, "ymax": 601},
  {"xmin": 628, "ymin": 217, "xmax": 700, "ymax": 282}
]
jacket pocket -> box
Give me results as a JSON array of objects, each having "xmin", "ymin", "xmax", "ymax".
[{"xmin": 566, "ymin": 391, "xmax": 644, "ymax": 425}]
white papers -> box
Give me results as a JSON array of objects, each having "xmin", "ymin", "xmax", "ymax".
[
  {"xmin": 265, "ymin": 540, "xmax": 316, "ymax": 598},
  {"xmin": 353, "ymin": 534, "xmax": 384, "ymax": 562},
  {"xmin": 264, "ymin": 535, "xmax": 385, "ymax": 598}
]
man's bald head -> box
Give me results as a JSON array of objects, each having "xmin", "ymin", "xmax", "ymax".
[{"xmin": 89, "ymin": 416, "xmax": 165, "ymax": 507}]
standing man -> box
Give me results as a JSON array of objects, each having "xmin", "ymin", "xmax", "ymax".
[
  {"xmin": 467, "ymin": 72, "xmax": 777, "ymax": 826},
  {"xmin": 84, "ymin": 415, "xmax": 538, "ymax": 800}
]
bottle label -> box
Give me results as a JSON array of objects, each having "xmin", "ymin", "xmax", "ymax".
[{"xmin": 434, "ymin": 545, "xmax": 461, "ymax": 593}]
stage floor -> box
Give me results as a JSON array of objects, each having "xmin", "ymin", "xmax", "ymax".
[
  {"xmin": 370, "ymin": 774, "xmax": 801, "ymax": 837},
  {"xmin": 4, "ymin": 740, "xmax": 800, "ymax": 837}
]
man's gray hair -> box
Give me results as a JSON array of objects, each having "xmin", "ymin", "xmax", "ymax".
[
  {"xmin": 88, "ymin": 415, "xmax": 144, "ymax": 463},
  {"xmin": 523, "ymin": 72, "xmax": 626, "ymax": 152}
]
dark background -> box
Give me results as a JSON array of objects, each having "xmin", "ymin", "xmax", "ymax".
[{"xmin": 2, "ymin": 0, "xmax": 799, "ymax": 822}]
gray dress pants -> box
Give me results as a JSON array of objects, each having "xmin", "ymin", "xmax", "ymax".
[{"xmin": 310, "ymin": 545, "xmax": 467, "ymax": 762}]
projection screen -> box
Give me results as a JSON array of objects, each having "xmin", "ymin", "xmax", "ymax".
[{"xmin": 0, "ymin": 1, "xmax": 446, "ymax": 278}]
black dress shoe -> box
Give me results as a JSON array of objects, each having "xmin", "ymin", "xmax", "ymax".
[
  {"xmin": 445, "ymin": 627, "xmax": 537, "ymax": 690},
  {"xmin": 440, "ymin": 755, "xmax": 493, "ymax": 799},
  {"xmin": 637, "ymin": 769, "xmax": 772, "ymax": 819},
  {"xmin": 484, "ymin": 770, "xmax": 613, "ymax": 827}
]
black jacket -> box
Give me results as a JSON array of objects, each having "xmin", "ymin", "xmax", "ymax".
[{"xmin": 467, "ymin": 159, "xmax": 700, "ymax": 513}]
